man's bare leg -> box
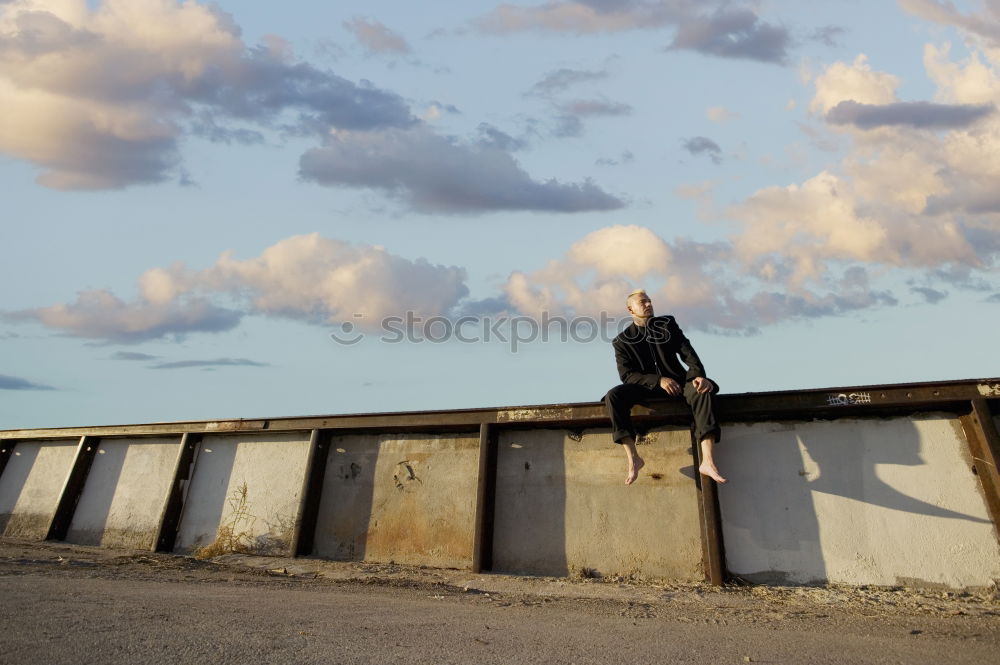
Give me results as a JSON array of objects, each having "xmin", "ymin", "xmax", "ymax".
[
  {"xmin": 621, "ymin": 436, "xmax": 645, "ymax": 485},
  {"xmin": 698, "ymin": 436, "xmax": 727, "ymax": 484}
]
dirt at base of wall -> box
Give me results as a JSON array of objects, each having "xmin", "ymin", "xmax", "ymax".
[{"xmin": 1, "ymin": 537, "xmax": 997, "ymax": 624}]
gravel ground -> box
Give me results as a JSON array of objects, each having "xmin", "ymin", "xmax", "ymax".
[{"xmin": 0, "ymin": 539, "xmax": 997, "ymax": 664}]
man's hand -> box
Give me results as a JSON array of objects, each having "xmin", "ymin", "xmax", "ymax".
[
  {"xmin": 693, "ymin": 376, "xmax": 714, "ymax": 394},
  {"xmin": 659, "ymin": 377, "xmax": 682, "ymax": 396}
]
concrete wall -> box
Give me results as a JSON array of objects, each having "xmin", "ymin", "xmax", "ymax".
[
  {"xmin": 492, "ymin": 427, "xmax": 703, "ymax": 581},
  {"xmin": 313, "ymin": 432, "xmax": 480, "ymax": 568},
  {"xmin": 1, "ymin": 394, "xmax": 998, "ymax": 589},
  {"xmin": 0, "ymin": 439, "xmax": 78, "ymax": 539},
  {"xmin": 65, "ymin": 437, "xmax": 179, "ymax": 550},
  {"xmin": 718, "ymin": 414, "xmax": 1000, "ymax": 588},
  {"xmin": 174, "ymin": 433, "xmax": 311, "ymax": 555}
]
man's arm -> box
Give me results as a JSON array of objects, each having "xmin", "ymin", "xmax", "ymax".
[
  {"xmin": 674, "ymin": 323, "xmax": 718, "ymax": 392},
  {"xmin": 613, "ymin": 338, "xmax": 660, "ymax": 389}
]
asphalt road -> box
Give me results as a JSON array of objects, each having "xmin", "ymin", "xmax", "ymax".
[{"xmin": 0, "ymin": 541, "xmax": 997, "ymax": 665}]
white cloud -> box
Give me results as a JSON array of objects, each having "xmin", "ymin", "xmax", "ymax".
[
  {"xmin": 343, "ymin": 17, "xmax": 411, "ymax": 55},
  {"xmin": 10, "ymin": 289, "xmax": 242, "ymax": 343},
  {"xmin": 505, "ymin": 225, "xmax": 675, "ymax": 318},
  {"xmin": 504, "ymin": 225, "xmax": 725, "ymax": 320},
  {"xmin": 193, "ymin": 234, "xmax": 469, "ymax": 324},
  {"xmin": 809, "ymin": 55, "xmax": 899, "ymax": 115},
  {"xmin": 731, "ymin": 171, "xmax": 891, "ymax": 284},
  {"xmin": 706, "ymin": 106, "xmax": 738, "ymax": 122},
  {"xmin": 900, "ymin": 0, "xmax": 1000, "ymax": 47},
  {"xmin": 500, "ymin": 224, "xmax": 896, "ymax": 333},
  {"xmin": 8, "ymin": 233, "xmax": 471, "ymax": 342},
  {"xmin": 0, "ymin": 0, "xmax": 412, "ymax": 189},
  {"xmin": 725, "ymin": 38, "xmax": 1000, "ymax": 292},
  {"xmin": 924, "ymin": 42, "xmax": 1000, "ymax": 105}
]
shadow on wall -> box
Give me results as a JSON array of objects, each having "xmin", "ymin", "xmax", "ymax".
[
  {"xmin": 173, "ymin": 440, "xmax": 239, "ymax": 553},
  {"xmin": 0, "ymin": 441, "xmax": 79, "ymax": 539},
  {"xmin": 0, "ymin": 443, "xmax": 42, "ymax": 536},
  {"xmin": 804, "ymin": 419, "xmax": 989, "ymax": 522},
  {"xmin": 64, "ymin": 441, "xmax": 129, "ymax": 546},
  {"xmin": 312, "ymin": 434, "xmax": 379, "ymax": 561},
  {"xmin": 719, "ymin": 415, "xmax": 992, "ymax": 586},
  {"xmin": 489, "ymin": 425, "xmax": 703, "ymax": 581},
  {"xmin": 492, "ymin": 429, "xmax": 569, "ymax": 577}
]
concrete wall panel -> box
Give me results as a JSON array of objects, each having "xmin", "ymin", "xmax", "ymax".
[
  {"xmin": 492, "ymin": 427, "xmax": 702, "ymax": 581},
  {"xmin": 0, "ymin": 439, "xmax": 78, "ymax": 539},
  {"xmin": 174, "ymin": 433, "xmax": 311, "ymax": 555},
  {"xmin": 313, "ymin": 432, "xmax": 480, "ymax": 568},
  {"xmin": 65, "ymin": 437, "xmax": 180, "ymax": 550},
  {"xmin": 719, "ymin": 415, "xmax": 1000, "ymax": 588}
]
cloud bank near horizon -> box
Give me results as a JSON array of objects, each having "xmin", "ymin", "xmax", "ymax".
[{"xmin": 7, "ymin": 234, "xmax": 470, "ymax": 343}]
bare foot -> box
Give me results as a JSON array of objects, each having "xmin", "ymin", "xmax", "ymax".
[
  {"xmin": 626, "ymin": 457, "xmax": 645, "ymax": 485},
  {"xmin": 699, "ymin": 461, "xmax": 727, "ymax": 484}
]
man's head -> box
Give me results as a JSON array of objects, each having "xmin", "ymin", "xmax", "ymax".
[{"xmin": 626, "ymin": 289, "xmax": 654, "ymax": 321}]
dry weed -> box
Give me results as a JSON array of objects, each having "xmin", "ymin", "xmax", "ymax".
[{"xmin": 193, "ymin": 482, "xmax": 258, "ymax": 560}]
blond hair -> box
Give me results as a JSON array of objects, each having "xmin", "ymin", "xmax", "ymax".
[{"xmin": 626, "ymin": 289, "xmax": 647, "ymax": 306}]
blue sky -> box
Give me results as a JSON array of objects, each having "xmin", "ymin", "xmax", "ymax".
[{"xmin": 2, "ymin": 0, "xmax": 999, "ymax": 428}]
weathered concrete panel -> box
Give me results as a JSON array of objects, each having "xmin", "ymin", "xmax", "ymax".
[
  {"xmin": 719, "ymin": 415, "xmax": 1000, "ymax": 588},
  {"xmin": 65, "ymin": 437, "xmax": 179, "ymax": 550},
  {"xmin": 492, "ymin": 427, "xmax": 703, "ymax": 581},
  {"xmin": 313, "ymin": 432, "xmax": 480, "ymax": 568},
  {"xmin": 174, "ymin": 433, "xmax": 310, "ymax": 555},
  {"xmin": 0, "ymin": 439, "xmax": 78, "ymax": 539}
]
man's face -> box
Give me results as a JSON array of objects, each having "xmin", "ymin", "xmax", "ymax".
[{"xmin": 627, "ymin": 294, "xmax": 654, "ymax": 318}]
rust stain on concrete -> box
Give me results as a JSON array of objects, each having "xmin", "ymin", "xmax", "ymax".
[{"xmin": 498, "ymin": 407, "xmax": 575, "ymax": 423}]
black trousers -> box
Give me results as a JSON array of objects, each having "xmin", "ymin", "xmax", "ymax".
[{"xmin": 604, "ymin": 381, "xmax": 721, "ymax": 444}]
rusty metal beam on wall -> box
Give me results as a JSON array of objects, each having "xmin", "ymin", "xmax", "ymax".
[
  {"xmin": 718, "ymin": 382, "xmax": 985, "ymax": 422},
  {"xmin": 959, "ymin": 399, "xmax": 1000, "ymax": 541},
  {"xmin": 292, "ymin": 429, "xmax": 331, "ymax": 557},
  {"xmin": 4, "ymin": 378, "xmax": 999, "ymax": 443},
  {"xmin": 45, "ymin": 435, "xmax": 100, "ymax": 542},
  {"xmin": 691, "ymin": 429, "xmax": 726, "ymax": 585},
  {"xmin": 472, "ymin": 423, "xmax": 498, "ymax": 574},
  {"xmin": 153, "ymin": 432, "xmax": 202, "ymax": 553}
]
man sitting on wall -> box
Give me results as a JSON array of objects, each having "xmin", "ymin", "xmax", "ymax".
[{"xmin": 604, "ymin": 289, "xmax": 726, "ymax": 486}]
